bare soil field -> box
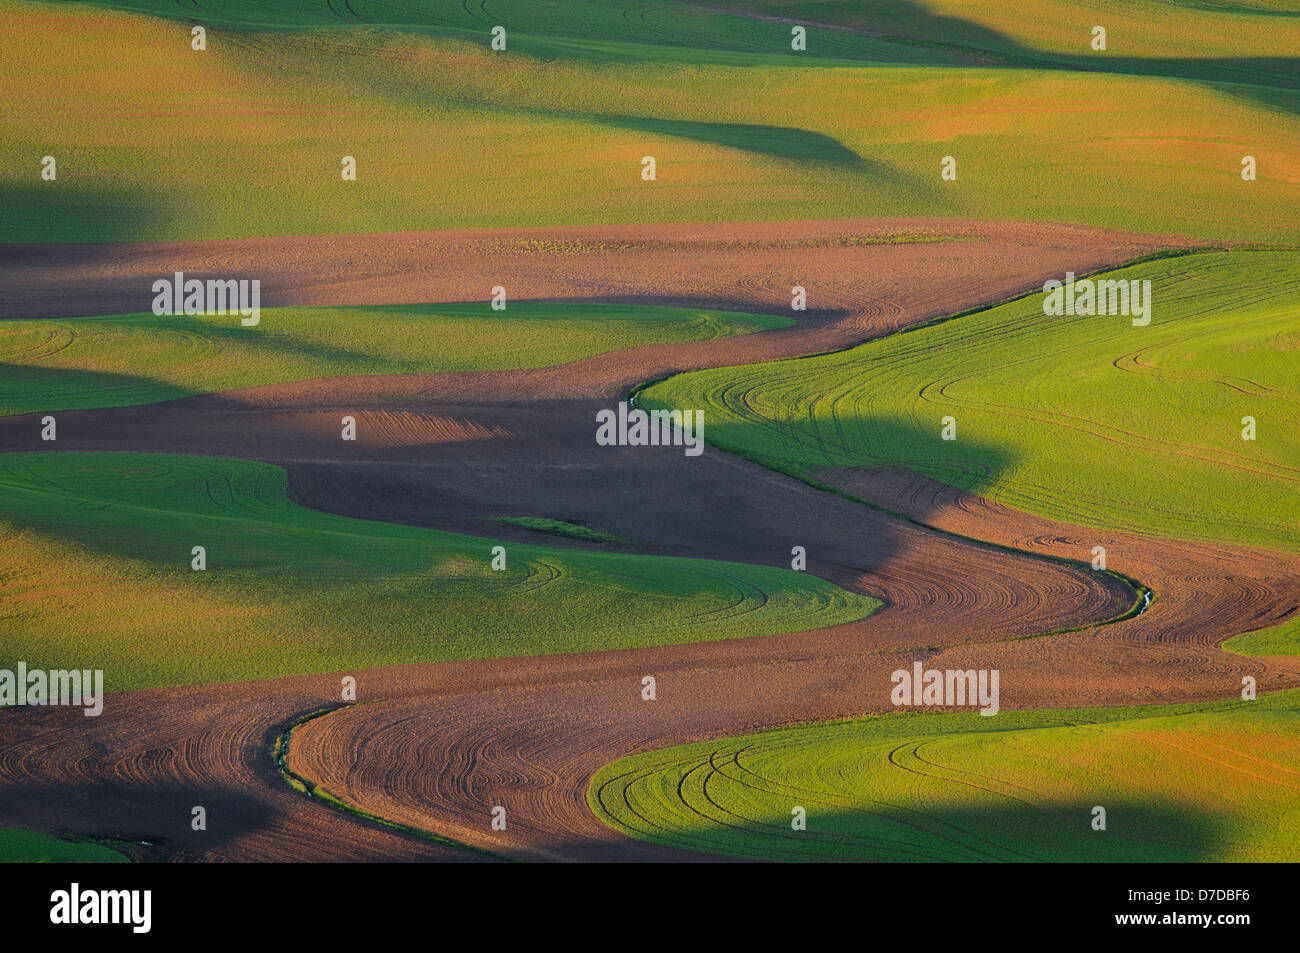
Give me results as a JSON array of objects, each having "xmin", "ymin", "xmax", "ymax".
[{"xmin": 6, "ymin": 219, "xmax": 1292, "ymax": 862}]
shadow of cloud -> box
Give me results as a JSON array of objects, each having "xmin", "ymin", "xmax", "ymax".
[
  {"xmin": 766, "ymin": 0, "xmax": 1300, "ymax": 109},
  {"xmin": 601, "ymin": 795, "xmax": 1255, "ymax": 862},
  {"xmin": 667, "ymin": 393, "xmax": 1016, "ymax": 504},
  {"xmin": 565, "ymin": 111, "xmax": 871, "ymax": 167},
  {"xmin": 0, "ymin": 379, "xmax": 970, "ymax": 583},
  {"xmin": 0, "ymin": 313, "xmax": 397, "ymax": 416},
  {"xmin": 0, "ymin": 362, "xmax": 196, "ymax": 418},
  {"xmin": 0, "ymin": 352, "xmax": 1135, "ymax": 642},
  {"xmin": 0, "ymin": 181, "xmax": 174, "ymax": 247},
  {"xmin": 0, "ymin": 700, "xmax": 477, "ymax": 863}
]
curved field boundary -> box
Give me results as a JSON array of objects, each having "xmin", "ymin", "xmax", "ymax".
[
  {"xmin": 640, "ymin": 249, "xmax": 1300, "ymax": 554},
  {"xmin": 0, "ymin": 302, "xmax": 791, "ymax": 417},
  {"xmin": 272, "ymin": 705, "xmax": 508, "ymax": 861},
  {"xmin": 5, "ymin": 219, "xmax": 1296, "ymax": 861},
  {"xmin": 588, "ymin": 690, "xmax": 1300, "ymax": 862},
  {"xmin": 1225, "ymin": 615, "xmax": 1300, "ymax": 657},
  {"xmin": 0, "ymin": 451, "xmax": 880, "ymax": 690}
]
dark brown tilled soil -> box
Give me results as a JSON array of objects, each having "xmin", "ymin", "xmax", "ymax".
[{"xmin": 6, "ymin": 219, "xmax": 1291, "ymax": 863}]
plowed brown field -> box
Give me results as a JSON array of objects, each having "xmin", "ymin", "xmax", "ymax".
[{"xmin": 5, "ymin": 219, "xmax": 1292, "ymax": 862}]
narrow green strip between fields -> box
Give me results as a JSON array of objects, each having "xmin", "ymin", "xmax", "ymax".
[
  {"xmin": 0, "ymin": 302, "xmax": 791, "ymax": 416},
  {"xmin": 272, "ymin": 705, "xmax": 506, "ymax": 861}
]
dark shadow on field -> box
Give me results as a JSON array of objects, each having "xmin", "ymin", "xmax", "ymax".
[
  {"xmin": 39, "ymin": 0, "xmax": 1299, "ymax": 104},
  {"xmin": 0, "ymin": 701, "xmax": 479, "ymax": 863},
  {"xmin": 0, "ymin": 374, "xmax": 1010, "ymax": 584},
  {"xmin": 0, "ymin": 363, "xmax": 196, "ymax": 417},
  {"xmin": 0, "ymin": 318, "xmax": 403, "ymax": 414},
  {"xmin": 710, "ymin": 0, "xmax": 1300, "ymax": 112},
  {"xmin": 0, "ymin": 361, "xmax": 1136, "ymax": 644},
  {"xmin": 0, "ymin": 294, "xmax": 857, "ymax": 393},
  {"xmin": 0, "ymin": 182, "xmax": 173, "ymax": 248},
  {"xmin": 0, "ymin": 261, "xmax": 275, "ymax": 322},
  {"xmin": 0, "ymin": 706, "xmax": 278, "ymax": 864},
  {"xmin": 604, "ymin": 796, "xmax": 1247, "ymax": 862},
  {"xmin": 289, "ymin": 398, "xmax": 1005, "ymax": 574},
  {"xmin": 34, "ymin": 0, "xmax": 986, "ymax": 67},
  {"xmin": 0, "ymin": 176, "xmax": 184, "ymax": 321},
  {"xmin": 534, "ymin": 109, "xmax": 872, "ymax": 167},
  {"xmin": 0, "ymin": 779, "xmax": 276, "ymax": 864}
]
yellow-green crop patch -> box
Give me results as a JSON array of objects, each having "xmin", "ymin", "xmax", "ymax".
[
  {"xmin": 0, "ymin": 453, "xmax": 880, "ymax": 690},
  {"xmin": 590, "ymin": 690, "xmax": 1300, "ymax": 862},
  {"xmin": 641, "ymin": 250, "xmax": 1300, "ymax": 553},
  {"xmin": 3, "ymin": 1, "xmax": 1296, "ymax": 242},
  {"xmin": 1224, "ymin": 614, "xmax": 1300, "ymax": 657},
  {"xmin": 0, "ymin": 302, "xmax": 789, "ymax": 416}
]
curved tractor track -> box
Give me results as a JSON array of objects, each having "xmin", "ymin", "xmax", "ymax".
[{"xmin": 1, "ymin": 219, "xmax": 1296, "ymax": 862}]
